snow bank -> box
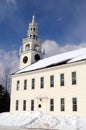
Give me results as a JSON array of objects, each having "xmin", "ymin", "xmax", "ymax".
[{"xmin": 0, "ymin": 111, "xmax": 86, "ymax": 130}]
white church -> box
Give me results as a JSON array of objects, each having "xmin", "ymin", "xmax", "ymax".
[{"xmin": 10, "ymin": 16, "xmax": 86, "ymax": 117}]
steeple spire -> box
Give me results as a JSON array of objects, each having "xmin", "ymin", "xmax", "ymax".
[
  {"xmin": 32, "ymin": 15, "xmax": 35, "ymax": 24},
  {"xmin": 27, "ymin": 15, "xmax": 38, "ymax": 40}
]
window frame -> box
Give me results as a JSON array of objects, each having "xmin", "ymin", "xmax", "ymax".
[
  {"xmin": 24, "ymin": 79, "xmax": 27, "ymax": 90},
  {"xmin": 16, "ymin": 80, "xmax": 20, "ymax": 90},
  {"xmin": 33, "ymin": 35, "xmax": 36, "ymax": 39},
  {"xmin": 60, "ymin": 73, "xmax": 64, "ymax": 86},
  {"xmin": 72, "ymin": 72, "xmax": 77, "ymax": 85},
  {"xmin": 72, "ymin": 97, "xmax": 77, "ymax": 111},
  {"xmin": 16, "ymin": 100, "xmax": 19, "ymax": 111},
  {"xmin": 50, "ymin": 75, "xmax": 54, "ymax": 87},
  {"xmin": 25, "ymin": 44, "xmax": 30, "ymax": 51},
  {"xmin": 33, "ymin": 28, "xmax": 36, "ymax": 31},
  {"xmin": 30, "ymin": 35, "xmax": 32, "ymax": 39},
  {"xmin": 32, "ymin": 78, "xmax": 35, "ymax": 89},
  {"xmin": 40, "ymin": 77, "xmax": 44, "ymax": 88},
  {"xmin": 50, "ymin": 99, "xmax": 54, "ymax": 111},
  {"xmin": 31, "ymin": 100, "xmax": 34, "ymax": 111},
  {"xmin": 23, "ymin": 100, "xmax": 26, "ymax": 111},
  {"xmin": 60, "ymin": 98, "xmax": 65, "ymax": 111}
]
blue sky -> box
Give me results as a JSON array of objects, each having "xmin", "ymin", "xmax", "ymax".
[
  {"xmin": 0, "ymin": 0, "xmax": 86, "ymax": 51},
  {"xmin": 1, "ymin": 0, "xmax": 86, "ymax": 87}
]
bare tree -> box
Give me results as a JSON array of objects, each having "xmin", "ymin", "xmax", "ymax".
[
  {"xmin": 0, "ymin": 67, "xmax": 11, "ymax": 93},
  {"xmin": 0, "ymin": 50, "xmax": 19, "ymax": 94}
]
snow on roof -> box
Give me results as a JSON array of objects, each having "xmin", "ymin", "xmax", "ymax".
[{"xmin": 16, "ymin": 48, "xmax": 86, "ymax": 74}]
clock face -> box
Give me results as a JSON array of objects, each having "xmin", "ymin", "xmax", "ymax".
[
  {"xmin": 23, "ymin": 56, "xmax": 28, "ymax": 64},
  {"xmin": 34, "ymin": 54, "xmax": 40, "ymax": 61}
]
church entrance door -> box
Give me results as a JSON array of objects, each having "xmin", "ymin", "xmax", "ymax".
[{"xmin": 36, "ymin": 97, "xmax": 48, "ymax": 113}]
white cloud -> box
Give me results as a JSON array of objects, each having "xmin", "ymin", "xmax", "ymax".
[
  {"xmin": 0, "ymin": 50, "xmax": 19, "ymax": 72},
  {"xmin": 0, "ymin": 50, "xmax": 19, "ymax": 89},
  {"xmin": 42, "ymin": 40, "xmax": 86, "ymax": 57}
]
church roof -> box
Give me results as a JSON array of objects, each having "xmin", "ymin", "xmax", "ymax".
[{"xmin": 16, "ymin": 47, "xmax": 86, "ymax": 74}]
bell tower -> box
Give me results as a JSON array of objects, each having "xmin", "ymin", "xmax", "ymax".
[{"xmin": 19, "ymin": 16, "xmax": 43, "ymax": 69}]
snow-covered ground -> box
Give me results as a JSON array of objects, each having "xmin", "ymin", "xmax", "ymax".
[{"xmin": 0, "ymin": 111, "xmax": 86, "ymax": 130}]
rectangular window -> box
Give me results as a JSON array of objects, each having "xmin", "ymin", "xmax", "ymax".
[
  {"xmin": 60, "ymin": 74, "xmax": 64, "ymax": 86},
  {"xmin": 72, "ymin": 98, "xmax": 77, "ymax": 111},
  {"xmin": 16, "ymin": 80, "xmax": 20, "ymax": 90},
  {"xmin": 16, "ymin": 100, "xmax": 19, "ymax": 110},
  {"xmin": 50, "ymin": 99, "xmax": 54, "ymax": 111},
  {"xmin": 40, "ymin": 77, "xmax": 44, "ymax": 88},
  {"xmin": 32, "ymin": 78, "xmax": 35, "ymax": 89},
  {"xmin": 24, "ymin": 80, "xmax": 27, "ymax": 90},
  {"xmin": 23, "ymin": 100, "xmax": 26, "ymax": 111},
  {"xmin": 72, "ymin": 72, "xmax": 77, "ymax": 85},
  {"xmin": 31, "ymin": 100, "xmax": 34, "ymax": 111},
  {"xmin": 50, "ymin": 75, "xmax": 54, "ymax": 87},
  {"xmin": 60, "ymin": 98, "xmax": 65, "ymax": 111}
]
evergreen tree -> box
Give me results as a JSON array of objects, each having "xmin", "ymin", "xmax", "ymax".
[{"xmin": 0, "ymin": 84, "xmax": 10, "ymax": 112}]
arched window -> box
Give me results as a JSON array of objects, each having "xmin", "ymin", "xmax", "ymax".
[
  {"xmin": 34, "ymin": 28, "xmax": 35, "ymax": 31},
  {"xmin": 25, "ymin": 44, "xmax": 30, "ymax": 51},
  {"xmin": 33, "ymin": 35, "xmax": 35, "ymax": 39},
  {"xmin": 30, "ymin": 35, "xmax": 32, "ymax": 39},
  {"xmin": 34, "ymin": 44, "xmax": 39, "ymax": 51}
]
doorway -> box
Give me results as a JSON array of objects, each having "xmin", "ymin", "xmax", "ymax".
[{"xmin": 36, "ymin": 97, "xmax": 48, "ymax": 113}]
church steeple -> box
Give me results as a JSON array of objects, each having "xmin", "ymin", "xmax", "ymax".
[
  {"xmin": 27, "ymin": 15, "xmax": 38, "ymax": 40},
  {"xmin": 19, "ymin": 16, "xmax": 43, "ymax": 69}
]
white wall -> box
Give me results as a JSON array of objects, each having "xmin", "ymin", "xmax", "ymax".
[{"xmin": 10, "ymin": 60, "xmax": 86, "ymax": 117}]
